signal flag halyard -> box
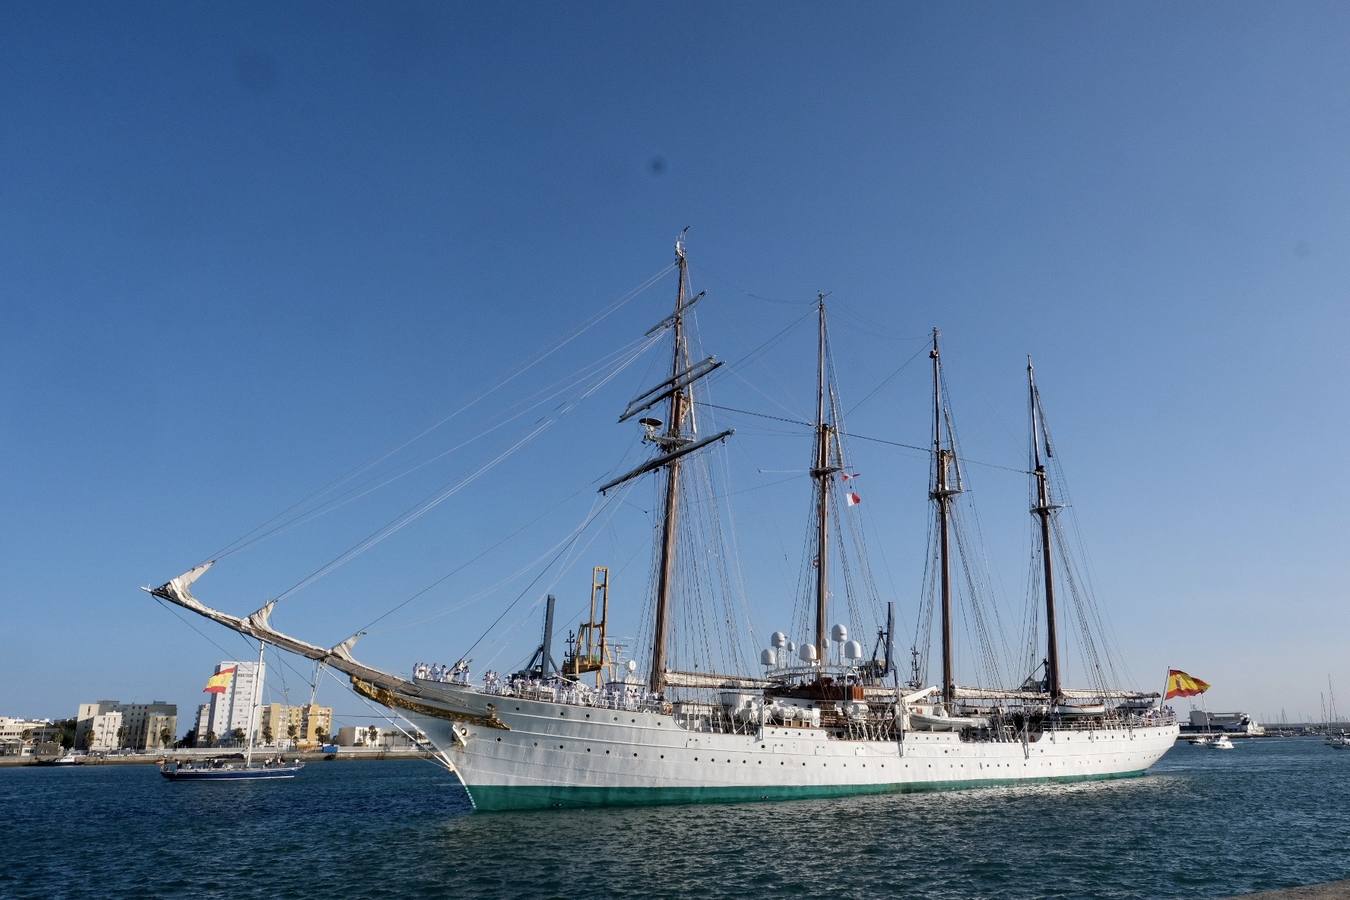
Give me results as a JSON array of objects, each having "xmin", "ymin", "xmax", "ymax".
[{"xmin": 1164, "ymin": 668, "xmax": 1210, "ymax": 699}]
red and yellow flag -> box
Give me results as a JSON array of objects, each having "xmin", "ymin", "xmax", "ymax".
[
  {"xmin": 1165, "ymin": 668, "xmax": 1210, "ymax": 699},
  {"xmin": 203, "ymin": 666, "xmax": 237, "ymax": 694}
]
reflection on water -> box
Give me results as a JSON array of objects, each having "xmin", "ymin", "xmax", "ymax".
[{"xmin": 3, "ymin": 739, "xmax": 1348, "ymax": 899}]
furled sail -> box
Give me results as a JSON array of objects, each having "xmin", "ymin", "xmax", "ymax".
[{"xmin": 145, "ymin": 567, "xmax": 414, "ymax": 696}]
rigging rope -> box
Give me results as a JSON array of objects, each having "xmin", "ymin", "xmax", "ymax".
[
  {"xmin": 267, "ymin": 331, "xmax": 663, "ymax": 604},
  {"xmin": 203, "ymin": 262, "xmax": 676, "ymax": 564}
]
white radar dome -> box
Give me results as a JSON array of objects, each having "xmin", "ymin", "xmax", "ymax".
[
  {"xmin": 798, "ymin": 643, "xmax": 818, "ymax": 663},
  {"xmin": 831, "ymin": 624, "xmax": 848, "ymax": 643},
  {"xmin": 843, "ymin": 639, "xmax": 864, "ymax": 661},
  {"xmin": 771, "ymin": 631, "xmax": 787, "ymax": 648},
  {"xmin": 760, "ymin": 648, "xmax": 776, "ymax": 667},
  {"xmin": 627, "ymin": 659, "xmax": 638, "ymax": 673}
]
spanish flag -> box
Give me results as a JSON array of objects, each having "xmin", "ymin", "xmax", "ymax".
[
  {"xmin": 203, "ymin": 666, "xmax": 237, "ymax": 694},
  {"xmin": 1165, "ymin": 668, "xmax": 1210, "ymax": 699}
]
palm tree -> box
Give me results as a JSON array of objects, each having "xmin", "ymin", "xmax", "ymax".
[
  {"xmin": 204, "ymin": 730, "xmax": 217, "ymax": 748},
  {"xmin": 366, "ymin": 725, "xmax": 379, "ymax": 747},
  {"xmin": 314, "ymin": 729, "xmax": 330, "ymax": 746},
  {"xmin": 287, "ymin": 723, "xmax": 299, "ymax": 748},
  {"xmin": 159, "ymin": 726, "xmax": 174, "ymax": 749},
  {"xmin": 262, "ymin": 724, "xmax": 274, "ymax": 745},
  {"xmin": 231, "ymin": 727, "xmax": 246, "ymax": 746}
]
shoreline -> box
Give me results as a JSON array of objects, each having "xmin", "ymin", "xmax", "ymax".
[{"xmin": 0, "ymin": 750, "xmax": 436, "ymax": 767}]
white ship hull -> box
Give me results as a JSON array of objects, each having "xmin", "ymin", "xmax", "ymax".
[{"xmin": 400, "ymin": 681, "xmax": 1179, "ymax": 811}]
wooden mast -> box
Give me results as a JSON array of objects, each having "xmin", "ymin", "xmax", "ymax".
[
  {"xmin": 930, "ymin": 329, "xmax": 959, "ymax": 708},
  {"xmin": 648, "ymin": 233, "xmax": 692, "ymax": 694},
  {"xmin": 1028, "ymin": 357, "xmax": 1062, "ymax": 704},
  {"xmin": 810, "ymin": 294, "xmax": 833, "ymax": 671}
]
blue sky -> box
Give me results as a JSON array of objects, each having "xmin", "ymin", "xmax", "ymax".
[{"xmin": 3, "ymin": 3, "xmax": 1349, "ymax": 729}]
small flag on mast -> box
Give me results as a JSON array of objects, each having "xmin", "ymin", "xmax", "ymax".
[
  {"xmin": 840, "ymin": 472, "xmax": 861, "ymax": 482},
  {"xmin": 1164, "ymin": 669, "xmax": 1210, "ymax": 699},
  {"xmin": 845, "ymin": 492, "xmax": 861, "ymax": 507},
  {"xmin": 203, "ymin": 666, "xmax": 237, "ymax": 694}
]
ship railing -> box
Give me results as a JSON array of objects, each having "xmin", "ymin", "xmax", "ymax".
[
  {"xmin": 473, "ymin": 676, "xmax": 671, "ymax": 715},
  {"xmin": 1043, "ymin": 710, "xmax": 1176, "ymax": 732}
]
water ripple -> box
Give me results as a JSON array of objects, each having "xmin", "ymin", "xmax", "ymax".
[{"xmin": 2, "ymin": 740, "xmax": 1348, "ymax": 899}]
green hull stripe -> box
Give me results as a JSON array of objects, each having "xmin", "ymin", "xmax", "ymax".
[{"xmin": 466, "ymin": 770, "xmax": 1149, "ymax": 811}]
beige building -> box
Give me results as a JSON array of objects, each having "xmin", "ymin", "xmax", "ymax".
[
  {"xmin": 0, "ymin": 717, "xmax": 56, "ymax": 756},
  {"xmin": 260, "ymin": 703, "xmax": 332, "ymax": 747},
  {"xmin": 75, "ymin": 703, "xmax": 123, "ymax": 751},
  {"xmin": 76, "ymin": 701, "xmax": 177, "ymax": 751}
]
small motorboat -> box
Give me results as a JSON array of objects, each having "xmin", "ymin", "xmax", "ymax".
[{"xmin": 1209, "ymin": 734, "xmax": 1234, "ymax": 750}]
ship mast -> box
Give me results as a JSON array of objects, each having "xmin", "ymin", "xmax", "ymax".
[
  {"xmin": 929, "ymin": 329, "xmax": 960, "ymax": 708},
  {"xmin": 245, "ymin": 639, "xmax": 264, "ymax": 768},
  {"xmin": 596, "ymin": 231, "xmax": 732, "ymax": 694},
  {"xmin": 1028, "ymin": 357, "xmax": 1062, "ymax": 704},
  {"xmin": 648, "ymin": 238, "xmax": 693, "ymax": 694},
  {"xmin": 809, "ymin": 295, "xmax": 837, "ymax": 671}
]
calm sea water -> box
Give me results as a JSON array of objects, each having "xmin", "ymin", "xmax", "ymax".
[{"xmin": 3, "ymin": 738, "xmax": 1347, "ymax": 899}]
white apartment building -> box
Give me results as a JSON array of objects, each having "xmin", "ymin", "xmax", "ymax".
[
  {"xmin": 336, "ymin": 725, "xmax": 427, "ymax": 749},
  {"xmin": 203, "ymin": 660, "xmax": 265, "ymax": 745}
]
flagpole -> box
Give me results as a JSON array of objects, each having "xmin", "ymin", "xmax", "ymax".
[{"xmin": 1158, "ymin": 665, "xmax": 1170, "ymax": 713}]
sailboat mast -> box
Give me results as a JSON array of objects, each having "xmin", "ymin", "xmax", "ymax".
[
  {"xmin": 245, "ymin": 639, "xmax": 264, "ymax": 768},
  {"xmin": 1028, "ymin": 357, "xmax": 1062, "ymax": 703},
  {"xmin": 648, "ymin": 236, "xmax": 691, "ymax": 694},
  {"xmin": 811, "ymin": 295, "xmax": 832, "ymax": 669},
  {"xmin": 930, "ymin": 329, "xmax": 956, "ymax": 708}
]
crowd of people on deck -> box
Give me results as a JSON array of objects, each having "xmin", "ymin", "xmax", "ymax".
[{"xmin": 412, "ymin": 659, "xmax": 472, "ymax": 684}]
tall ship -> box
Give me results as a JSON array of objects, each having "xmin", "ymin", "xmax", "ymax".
[{"xmin": 146, "ymin": 233, "xmax": 1178, "ymax": 810}]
